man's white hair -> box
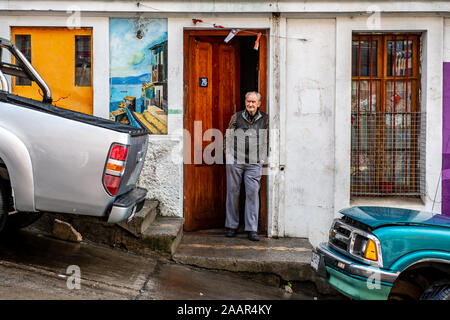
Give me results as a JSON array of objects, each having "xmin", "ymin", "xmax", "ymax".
[{"xmin": 245, "ymin": 91, "xmax": 261, "ymax": 102}]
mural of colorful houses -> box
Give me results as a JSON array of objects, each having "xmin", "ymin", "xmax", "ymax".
[{"xmin": 109, "ymin": 18, "xmax": 168, "ymax": 134}]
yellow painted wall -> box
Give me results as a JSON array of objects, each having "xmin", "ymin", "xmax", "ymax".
[{"xmin": 11, "ymin": 27, "xmax": 93, "ymax": 115}]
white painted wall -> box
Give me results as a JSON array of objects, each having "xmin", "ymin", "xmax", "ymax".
[
  {"xmin": 138, "ymin": 135, "xmax": 184, "ymax": 217},
  {"xmin": 445, "ymin": 19, "xmax": 450, "ymax": 62},
  {"xmin": 284, "ymin": 18, "xmax": 336, "ymax": 245}
]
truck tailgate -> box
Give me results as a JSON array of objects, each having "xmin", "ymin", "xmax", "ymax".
[{"xmin": 118, "ymin": 134, "xmax": 149, "ymax": 195}]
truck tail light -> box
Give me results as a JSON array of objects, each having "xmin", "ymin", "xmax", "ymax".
[
  {"xmin": 104, "ymin": 174, "xmax": 121, "ymax": 195},
  {"xmin": 103, "ymin": 144, "xmax": 128, "ymax": 196},
  {"xmin": 110, "ymin": 144, "xmax": 128, "ymax": 161}
]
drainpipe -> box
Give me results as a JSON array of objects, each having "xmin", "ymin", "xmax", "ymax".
[{"xmin": 268, "ymin": 12, "xmax": 283, "ymax": 237}]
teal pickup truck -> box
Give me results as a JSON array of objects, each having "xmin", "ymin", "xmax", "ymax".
[{"xmin": 311, "ymin": 206, "xmax": 450, "ymax": 300}]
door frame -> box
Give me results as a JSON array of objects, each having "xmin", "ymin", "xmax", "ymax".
[{"xmin": 183, "ymin": 29, "xmax": 269, "ymax": 233}]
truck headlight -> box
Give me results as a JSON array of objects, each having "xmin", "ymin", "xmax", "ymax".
[
  {"xmin": 328, "ymin": 218, "xmax": 383, "ymax": 267},
  {"xmin": 350, "ymin": 231, "xmax": 383, "ymax": 267}
]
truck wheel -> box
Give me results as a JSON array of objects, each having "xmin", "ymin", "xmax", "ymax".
[
  {"xmin": 0, "ymin": 180, "xmax": 42, "ymax": 234},
  {"xmin": 0, "ymin": 181, "xmax": 9, "ymax": 233},
  {"xmin": 420, "ymin": 283, "xmax": 450, "ymax": 300},
  {"xmin": 4, "ymin": 211, "xmax": 43, "ymax": 231}
]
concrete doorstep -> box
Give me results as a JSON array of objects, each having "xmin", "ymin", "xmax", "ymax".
[{"xmin": 172, "ymin": 229, "xmax": 338, "ymax": 297}]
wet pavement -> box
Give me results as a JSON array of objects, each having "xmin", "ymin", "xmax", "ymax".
[{"xmin": 0, "ymin": 230, "xmax": 312, "ymax": 300}]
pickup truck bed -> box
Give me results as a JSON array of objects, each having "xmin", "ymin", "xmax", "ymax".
[{"xmin": 0, "ymin": 92, "xmax": 148, "ymax": 136}]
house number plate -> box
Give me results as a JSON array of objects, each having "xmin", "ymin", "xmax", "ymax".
[{"xmin": 199, "ymin": 77, "xmax": 208, "ymax": 87}]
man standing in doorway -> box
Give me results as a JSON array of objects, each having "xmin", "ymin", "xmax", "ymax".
[{"xmin": 224, "ymin": 91, "xmax": 269, "ymax": 241}]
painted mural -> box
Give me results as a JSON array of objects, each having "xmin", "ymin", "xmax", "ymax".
[{"xmin": 109, "ymin": 18, "xmax": 168, "ymax": 134}]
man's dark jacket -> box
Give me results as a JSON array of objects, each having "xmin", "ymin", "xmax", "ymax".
[{"xmin": 225, "ymin": 109, "xmax": 269, "ymax": 164}]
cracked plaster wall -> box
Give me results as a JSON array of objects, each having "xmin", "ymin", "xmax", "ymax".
[
  {"xmin": 138, "ymin": 137, "xmax": 183, "ymax": 217},
  {"xmin": 284, "ymin": 18, "xmax": 336, "ymax": 246}
]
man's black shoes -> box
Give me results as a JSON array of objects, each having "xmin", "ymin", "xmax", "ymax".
[
  {"xmin": 248, "ymin": 231, "xmax": 259, "ymax": 241},
  {"xmin": 226, "ymin": 229, "xmax": 260, "ymax": 241},
  {"xmin": 225, "ymin": 228, "xmax": 237, "ymax": 237}
]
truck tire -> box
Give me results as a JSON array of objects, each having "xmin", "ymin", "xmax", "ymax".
[
  {"xmin": 420, "ymin": 283, "xmax": 450, "ymax": 300},
  {"xmin": 0, "ymin": 180, "xmax": 9, "ymax": 233},
  {"xmin": 0, "ymin": 180, "xmax": 42, "ymax": 234},
  {"xmin": 4, "ymin": 211, "xmax": 43, "ymax": 231}
]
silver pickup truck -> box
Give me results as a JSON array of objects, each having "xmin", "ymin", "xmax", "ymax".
[{"xmin": 0, "ymin": 38, "xmax": 148, "ymax": 234}]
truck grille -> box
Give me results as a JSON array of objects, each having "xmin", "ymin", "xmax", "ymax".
[{"xmin": 329, "ymin": 220, "xmax": 352, "ymax": 252}]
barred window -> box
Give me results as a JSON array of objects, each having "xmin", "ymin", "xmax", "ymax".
[{"xmin": 351, "ymin": 34, "xmax": 424, "ymax": 197}]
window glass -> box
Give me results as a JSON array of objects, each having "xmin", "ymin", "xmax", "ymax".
[
  {"xmin": 352, "ymin": 40, "xmax": 377, "ymax": 77},
  {"xmin": 351, "ymin": 80, "xmax": 378, "ymax": 113},
  {"xmin": 385, "ymin": 81, "xmax": 413, "ymax": 113},
  {"xmin": 15, "ymin": 34, "xmax": 31, "ymax": 86},
  {"xmin": 387, "ymin": 40, "xmax": 413, "ymax": 77},
  {"xmin": 75, "ymin": 35, "xmax": 91, "ymax": 86}
]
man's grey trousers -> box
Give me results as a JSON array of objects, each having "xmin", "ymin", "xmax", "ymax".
[{"xmin": 225, "ymin": 162, "xmax": 263, "ymax": 232}]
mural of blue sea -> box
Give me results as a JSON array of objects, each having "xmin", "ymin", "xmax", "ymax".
[
  {"xmin": 109, "ymin": 17, "xmax": 168, "ymax": 134},
  {"xmin": 110, "ymin": 84, "xmax": 144, "ymax": 111},
  {"xmin": 111, "ymin": 73, "xmax": 152, "ymax": 85}
]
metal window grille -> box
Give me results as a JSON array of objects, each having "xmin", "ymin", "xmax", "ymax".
[{"xmin": 351, "ymin": 34, "xmax": 425, "ymax": 197}]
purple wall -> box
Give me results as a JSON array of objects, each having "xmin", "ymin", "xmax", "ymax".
[{"xmin": 442, "ymin": 62, "xmax": 450, "ymax": 216}]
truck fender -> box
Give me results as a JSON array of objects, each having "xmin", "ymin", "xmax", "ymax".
[
  {"xmin": 390, "ymin": 250, "xmax": 450, "ymax": 273},
  {"xmin": 0, "ymin": 126, "xmax": 35, "ymax": 212}
]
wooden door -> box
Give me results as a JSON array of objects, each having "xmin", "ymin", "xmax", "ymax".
[
  {"xmin": 11, "ymin": 27, "xmax": 93, "ymax": 115},
  {"xmin": 184, "ymin": 30, "xmax": 268, "ymax": 232},
  {"xmin": 184, "ymin": 35, "xmax": 240, "ymax": 231}
]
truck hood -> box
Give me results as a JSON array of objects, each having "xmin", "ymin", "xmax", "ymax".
[{"xmin": 339, "ymin": 206, "xmax": 450, "ymax": 229}]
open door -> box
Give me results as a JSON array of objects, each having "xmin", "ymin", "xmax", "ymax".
[{"xmin": 183, "ymin": 30, "xmax": 267, "ymax": 232}]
